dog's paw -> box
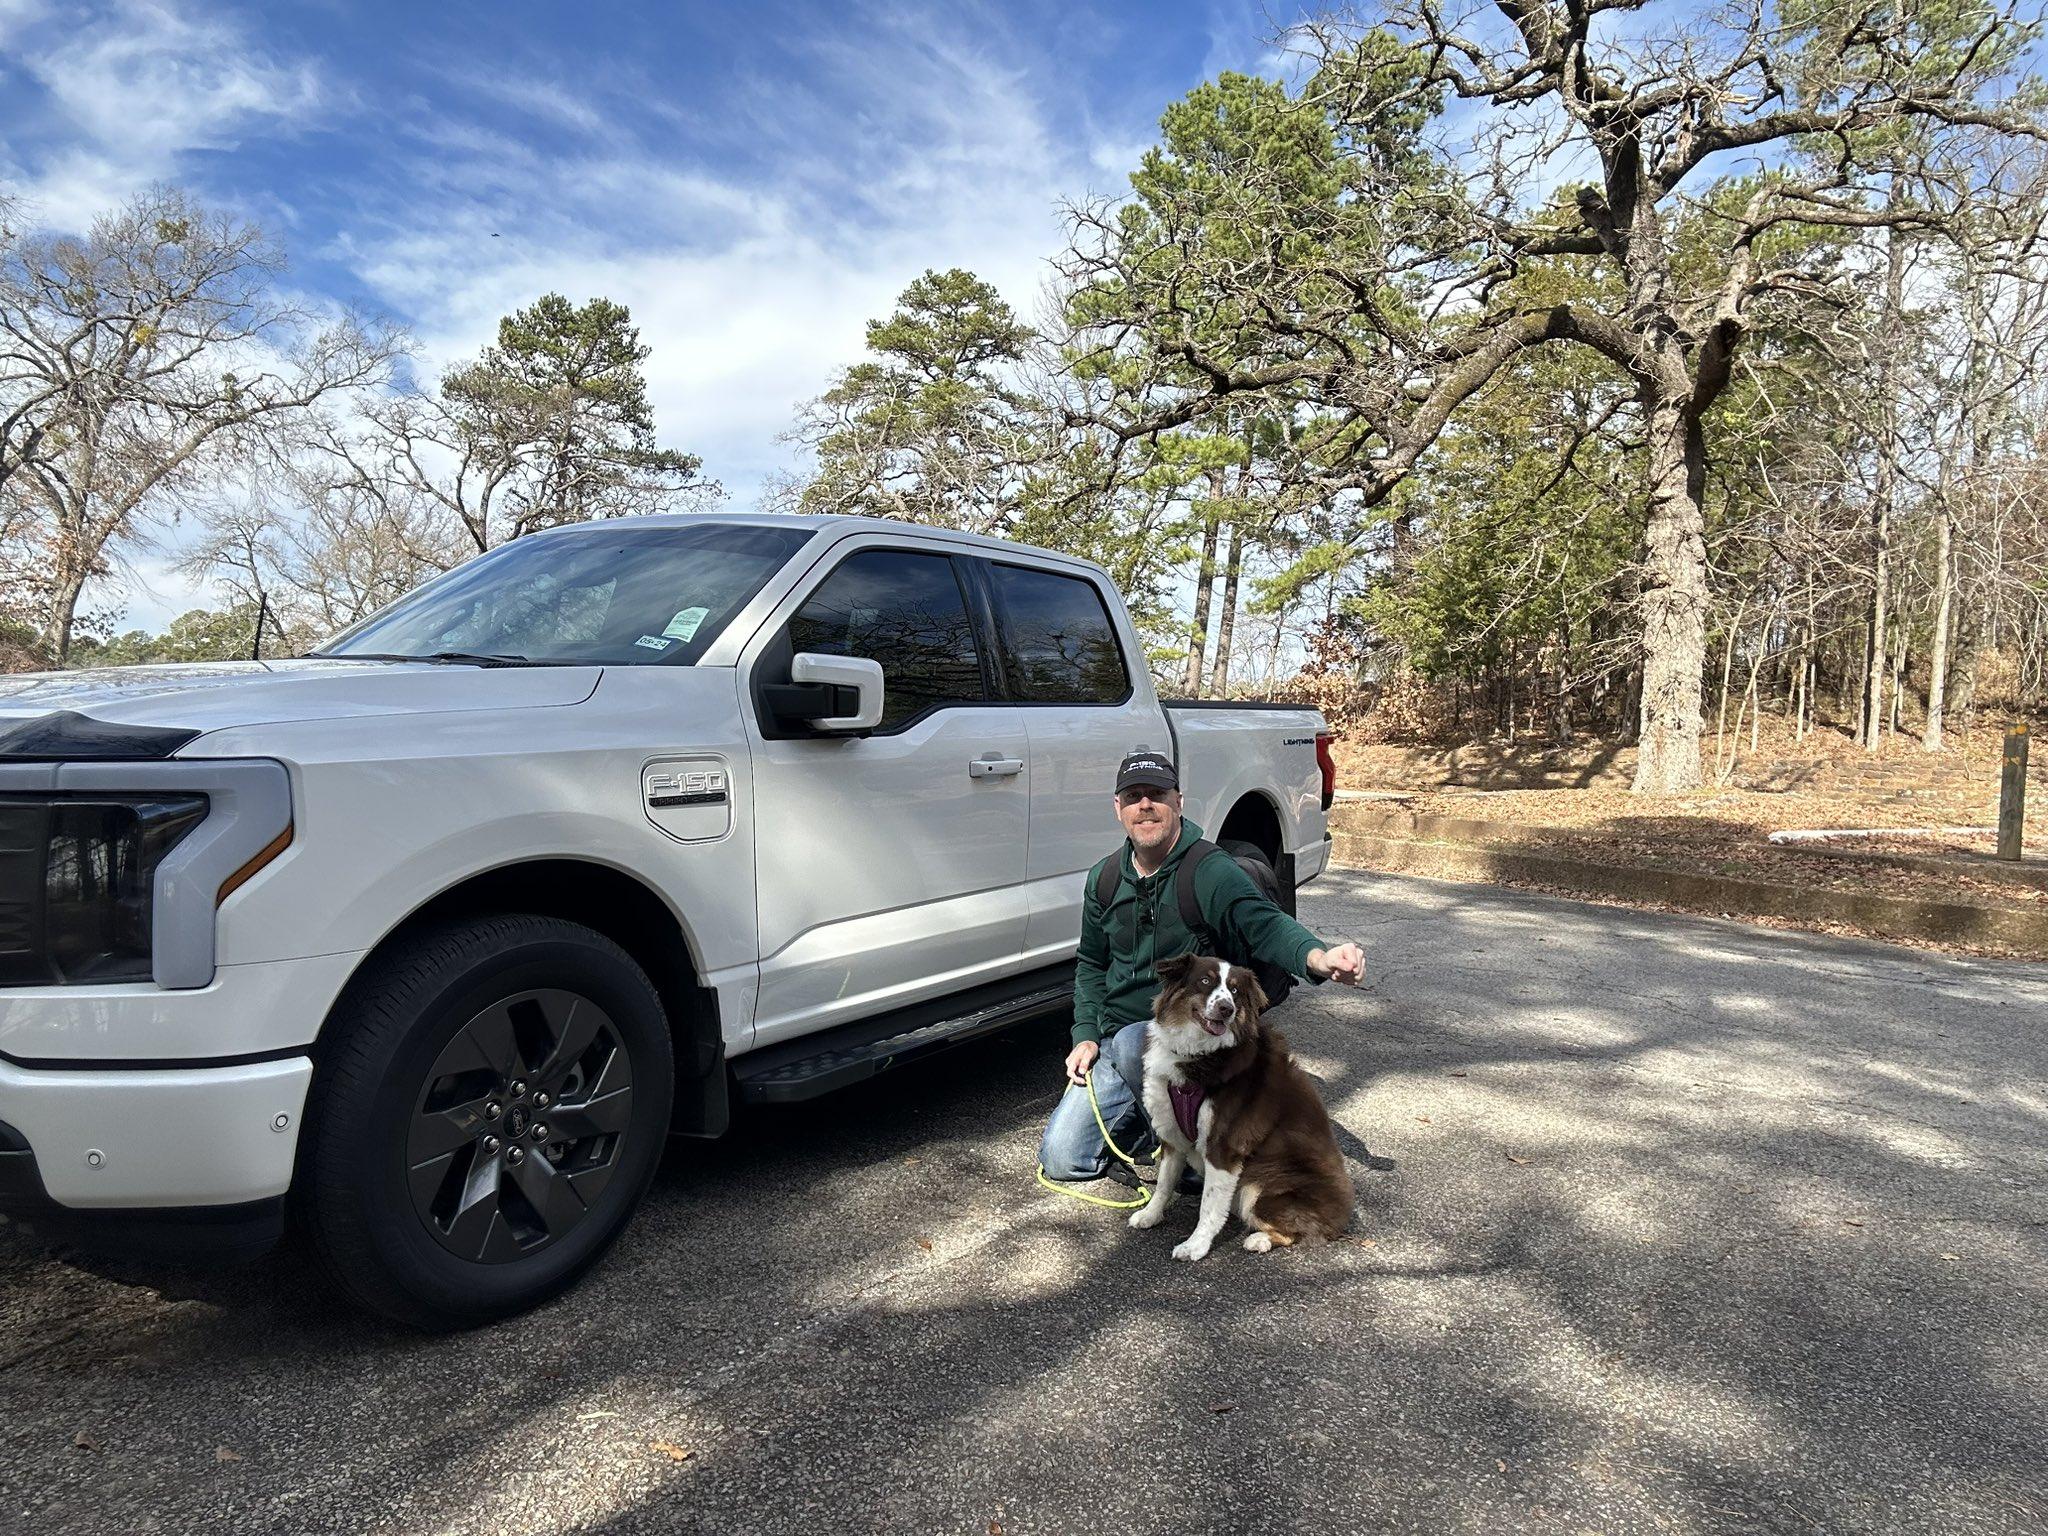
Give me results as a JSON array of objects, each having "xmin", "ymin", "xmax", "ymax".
[
  {"xmin": 1128, "ymin": 1199, "xmax": 1166, "ymax": 1230},
  {"xmin": 1171, "ymin": 1236, "xmax": 1213, "ymax": 1262},
  {"xmin": 1242, "ymin": 1231, "xmax": 1274, "ymax": 1253}
]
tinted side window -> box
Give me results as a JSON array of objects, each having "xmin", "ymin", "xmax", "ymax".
[
  {"xmin": 989, "ymin": 565, "xmax": 1130, "ymax": 704},
  {"xmin": 787, "ymin": 550, "xmax": 984, "ymax": 729}
]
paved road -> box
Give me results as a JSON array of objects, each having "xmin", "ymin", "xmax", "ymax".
[{"xmin": 3, "ymin": 870, "xmax": 2046, "ymax": 1535}]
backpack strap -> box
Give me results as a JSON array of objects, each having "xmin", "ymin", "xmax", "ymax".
[
  {"xmin": 1092, "ymin": 852, "xmax": 1122, "ymax": 913},
  {"xmin": 1175, "ymin": 840, "xmax": 1223, "ymax": 943}
]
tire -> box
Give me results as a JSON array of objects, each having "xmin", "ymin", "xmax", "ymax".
[
  {"xmin": 1219, "ymin": 837, "xmax": 1283, "ymax": 906},
  {"xmin": 1218, "ymin": 838, "xmax": 1296, "ymax": 1011},
  {"xmin": 301, "ymin": 914, "xmax": 674, "ymax": 1331}
]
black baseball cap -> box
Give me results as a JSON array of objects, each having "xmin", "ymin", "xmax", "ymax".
[{"xmin": 1115, "ymin": 751, "xmax": 1179, "ymax": 794}]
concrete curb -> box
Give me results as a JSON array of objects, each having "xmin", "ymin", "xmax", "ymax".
[{"xmin": 1330, "ymin": 827, "xmax": 2048, "ymax": 956}]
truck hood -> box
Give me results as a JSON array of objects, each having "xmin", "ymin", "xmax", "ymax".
[{"xmin": 0, "ymin": 658, "xmax": 602, "ymax": 741}]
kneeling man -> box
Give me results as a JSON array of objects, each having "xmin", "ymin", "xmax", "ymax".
[{"xmin": 1037, "ymin": 750, "xmax": 1363, "ymax": 1187}]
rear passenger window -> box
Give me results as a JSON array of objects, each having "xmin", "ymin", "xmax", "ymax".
[
  {"xmin": 989, "ymin": 564, "xmax": 1130, "ymax": 704},
  {"xmin": 787, "ymin": 550, "xmax": 984, "ymax": 729}
]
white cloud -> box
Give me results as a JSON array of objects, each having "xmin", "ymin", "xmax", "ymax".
[
  {"xmin": 0, "ymin": 0, "xmax": 49, "ymax": 47},
  {"xmin": 343, "ymin": 5, "xmax": 1089, "ymax": 506},
  {"xmin": 52, "ymin": 1, "xmax": 1174, "ymax": 630},
  {"xmin": 0, "ymin": 0, "xmax": 324, "ymax": 229},
  {"xmin": 1089, "ymin": 137, "xmax": 1153, "ymax": 179},
  {"xmin": 436, "ymin": 68, "xmax": 610, "ymax": 139}
]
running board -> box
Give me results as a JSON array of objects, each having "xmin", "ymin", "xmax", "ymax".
[{"xmin": 733, "ymin": 972, "xmax": 1073, "ymax": 1105}]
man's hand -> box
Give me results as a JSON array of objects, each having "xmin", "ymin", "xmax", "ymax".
[
  {"xmin": 1064, "ymin": 1039, "xmax": 1101, "ymax": 1084},
  {"xmin": 1307, "ymin": 943, "xmax": 1366, "ymax": 986}
]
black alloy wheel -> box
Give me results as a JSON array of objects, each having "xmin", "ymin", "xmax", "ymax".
[
  {"xmin": 406, "ymin": 988, "xmax": 633, "ymax": 1262},
  {"xmin": 303, "ymin": 915, "xmax": 674, "ymax": 1330}
]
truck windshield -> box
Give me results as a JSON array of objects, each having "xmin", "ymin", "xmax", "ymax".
[{"xmin": 318, "ymin": 523, "xmax": 810, "ymax": 666}]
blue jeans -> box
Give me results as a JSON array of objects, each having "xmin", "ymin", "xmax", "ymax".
[{"xmin": 1038, "ymin": 1020, "xmax": 1157, "ymax": 1180}]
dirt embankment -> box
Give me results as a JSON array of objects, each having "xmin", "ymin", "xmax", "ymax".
[{"xmin": 1329, "ymin": 720, "xmax": 2048, "ymax": 957}]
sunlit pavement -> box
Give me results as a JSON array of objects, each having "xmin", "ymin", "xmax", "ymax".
[{"xmin": 4, "ymin": 869, "xmax": 2044, "ymax": 1534}]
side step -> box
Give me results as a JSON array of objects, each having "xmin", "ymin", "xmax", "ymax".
[{"xmin": 733, "ymin": 968, "xmax": 1073, "ymax": 1105}]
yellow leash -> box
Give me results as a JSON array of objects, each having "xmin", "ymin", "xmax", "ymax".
[{"xmin": 1035, "ymin": 1070, "xmax": 1152, "ymax": 1210}]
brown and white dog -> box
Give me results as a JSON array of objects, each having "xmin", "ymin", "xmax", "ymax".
[{"xmin": 1128, "ymin": 953, "xmax": 1354, "ymax": 1260}]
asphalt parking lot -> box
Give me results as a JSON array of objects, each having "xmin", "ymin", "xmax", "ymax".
[{"xmin": 3, "ymin": 868, "xmax": 2045, "ymax": 1535}]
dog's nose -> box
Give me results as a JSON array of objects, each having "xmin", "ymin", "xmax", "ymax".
[{"xmin": 1215, "ymin": 998, "xmax": 1235, "ymax": 1017}]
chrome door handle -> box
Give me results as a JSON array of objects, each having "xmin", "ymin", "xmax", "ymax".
[{"xmin": 969, "ymin": 757, "xmax": 1024, "ymax": 778}]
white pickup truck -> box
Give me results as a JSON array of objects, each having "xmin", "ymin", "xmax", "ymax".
[{"xmin": 0, "ymin": 513, "xmax": 1335, "ymax": 1326}]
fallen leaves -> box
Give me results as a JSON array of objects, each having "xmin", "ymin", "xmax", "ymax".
[
  {"xmin": 1503, "ymin": 1153, "xmax": 1530, "ymax": 1166},
  {"xmin": 71, "ymin": 1431, "xmax": 100, "ymax": 1454},
  {"xmin": 1208, "ymin": 1402, "xmax": 1235, "ymax": 1414},
  {"xmin": 1447, "ymin": 1070, "xmax": 1468, "ymax": 1078},
  {"xmin": 214, "ymin": 1447, "xmax": 243, "ymax": 1464},
  {"xmin": 651, "ymin": 1441, "xmax": 694, "ymax": 1462},
  {"xmin": 1361, "ymin": 770, "xmax": 2048, "ymax": 958},
  {"xmin": 1940, "ymin": 1253, "xmax": 1962, "ymax": 1262},
  {"xmin": 1416, "ymin": 1115, "xmax": 1432, "ymax": 1124},
  {"xmin": 915, "ymin": 1238, "xmax": 934, "ymax": 1252},
  {"xmin": 1496, "ymin": 1459, "xmax": 1508, "ymax": 1474}
]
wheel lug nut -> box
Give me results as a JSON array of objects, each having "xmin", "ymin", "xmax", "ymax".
[
  {"xmin": 506, "ymin": 1145, "xmax": 525, "ymax": 1165},
  {"xmin": 484, "ymin": 1100, "xmax": 502, "ymax": 1120},
  {"xmin": 510, "ymin": 1079, "xmax": 528, "ymax": 1097},
  {"xmin": 482, "ymin": 1135, "xmax": 502, "ymax": 1155},
  {"xmin": 534, "ymin": 1091, "xmax": 552, "ymax": 1109},
  {"xmin": 531, "ymin": 1123, "xmax": 549, "ymax": 1141}
]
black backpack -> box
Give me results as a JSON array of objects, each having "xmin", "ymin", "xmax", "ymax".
[{"xmin": 1093, "ymin": 839, "xmax": 1296, "ymax": 1011}]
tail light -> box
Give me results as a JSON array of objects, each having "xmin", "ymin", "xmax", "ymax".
[{"xmin": 1315, "ymin": 731, "xmax": 1338, "ymax": 811}]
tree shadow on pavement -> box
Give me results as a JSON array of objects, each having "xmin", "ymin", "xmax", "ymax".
[{"xmin": 3, "ymin": 873, "xmax": 2045, "ymax": 1534}]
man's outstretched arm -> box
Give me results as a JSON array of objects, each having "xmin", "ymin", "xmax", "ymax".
[{"xmin": 1208, "ymin": 861, "xmax": 1365, "ymax": 987}]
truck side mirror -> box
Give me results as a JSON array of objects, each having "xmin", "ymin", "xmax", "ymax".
[{"xmin": 773, "ymin": 653, "xmax": 884, "ymax": 733}]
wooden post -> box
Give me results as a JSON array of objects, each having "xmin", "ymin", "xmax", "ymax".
[{"xmin": 1998, "ymin": 723, "xmax": 2029, "ymax": 861}]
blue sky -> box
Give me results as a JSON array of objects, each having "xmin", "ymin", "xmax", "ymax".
[{"xmin": 0, "ymin": 0, "xmax": 1304, "ymax": 630}]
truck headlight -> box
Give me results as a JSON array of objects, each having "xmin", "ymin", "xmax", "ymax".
[{"xmin": 0, "ymin": 794, "xmax": 209, "ymax": 985}]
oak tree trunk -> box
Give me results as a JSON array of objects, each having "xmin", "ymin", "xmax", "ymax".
[
  {"xmin": 46, "ymin": 550, "xmax": 87, "ymax": 668},
  {"xmin": 1630, "ymin": 394, "xmax": 1708, "ymax": 793}
]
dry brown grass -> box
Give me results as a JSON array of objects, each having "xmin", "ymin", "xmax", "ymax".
[{"xmin": 1332, "ymin": 711, "xmax": 2047, "ymax": 922}]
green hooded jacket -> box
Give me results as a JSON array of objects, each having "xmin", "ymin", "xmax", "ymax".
[{"xmin": 1070, "ymin": 818, "xmax": 1328, "ymax": 1046}]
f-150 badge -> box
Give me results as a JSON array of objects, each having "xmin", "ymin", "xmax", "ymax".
[
  {"xmin": 640, "ymin": 756, "xmax": 734, "ymax": 844},
  {"xmin": 645, "ymin": 767, "xmax": 728, "ymax": 807}
]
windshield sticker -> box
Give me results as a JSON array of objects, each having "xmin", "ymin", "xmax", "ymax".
[
  {"xmin": 663, "ymin": 607, "xmax": 710, "ymax": 641},
  {"xmin": 634, "ymin": 635, "xmax": 673, "ymax": 651}
]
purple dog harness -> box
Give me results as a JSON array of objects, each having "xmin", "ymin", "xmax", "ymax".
[{"xmin": 1167, "ymin": 1081, "xmax": 1206, "ymax": 1143}]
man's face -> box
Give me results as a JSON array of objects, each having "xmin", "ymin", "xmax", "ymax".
[{"xmin": 1115, "ymin": 783, "xmax": 1182, "ymax": 854}]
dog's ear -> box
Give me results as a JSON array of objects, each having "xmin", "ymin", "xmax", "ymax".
[
  {"xmin": 1228, "ymin": 966, "xmax": 1261, "ymax": 1015},
  {"xmin": 1155, "ymin": 952, "xmax": 1197, "ymax": 986},
  {"xmin": 1238, "ymin": 965, "xmax": 1269, "ymax": 1016}
]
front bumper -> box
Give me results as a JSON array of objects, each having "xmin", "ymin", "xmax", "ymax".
[
  {"xmin": 0, "ymin": 948, "xmax": 362, "ymax": 1062},
  {"xmin": 0, "ymin": 1055, "xmax": 312, "ymax": 1210}
]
